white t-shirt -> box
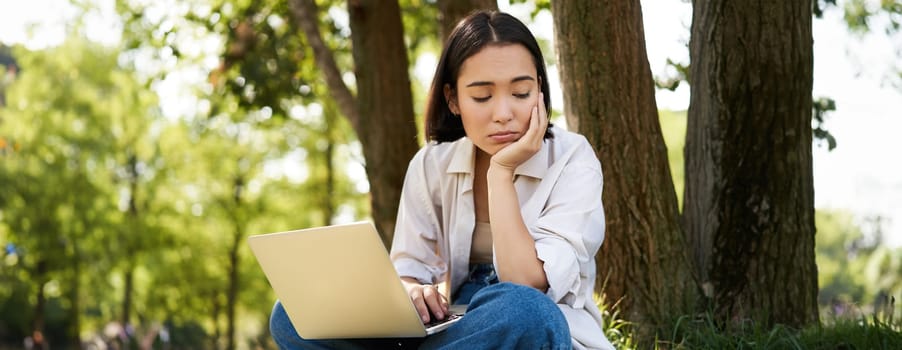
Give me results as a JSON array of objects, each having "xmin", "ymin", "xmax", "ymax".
[{"xmin": 390, "ymin": 128, "xmax": 614, "ymax": 350}]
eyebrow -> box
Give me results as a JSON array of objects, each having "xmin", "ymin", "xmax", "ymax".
[{"xmin": 464, "ymin": 75, "xmax": 535, "ymax": 88}]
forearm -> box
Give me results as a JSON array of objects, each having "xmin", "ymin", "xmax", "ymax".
[{"xmin": 486, "ymin": 167, "xmax": 549, "ymax": 291}]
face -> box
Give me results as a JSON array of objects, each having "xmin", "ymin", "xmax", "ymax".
[{"xmin": 445, "ymin": 44, "xmax": 540, "ymax": 156}]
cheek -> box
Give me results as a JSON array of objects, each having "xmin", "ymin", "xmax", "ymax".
[
  {"xmin": 459, "ymin": 101, "xmax": 490, "ymax": 120},
  {"xmin": 515, "ymin": 101, "xmax": 535, "ymax": 121}
]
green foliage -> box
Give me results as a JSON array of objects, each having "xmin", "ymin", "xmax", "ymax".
[
  {"xmin": 0, "ymin": 37, "xmax": 159, "ymax": 344},
  {"xmin": 655, "ymin": 59, "xmax": 690, "ymax": 91},
  {"xmin": 840, "ymin": 0, "xmax": 902, "ymax": 34},
  {"xmin": 5, "ymin": 0, "xmax": 898, "ymax": 348},
  {"xmin": 813, "ymin": 209, "xmax": 902, "ymax": 320},
  {"xmin": 825, "ymin": 0, "xmax": 902, "ymax": 89},
  {"xmin": 812, "ymin": 97, "xmax": 837, "ymax": 150},
  {"xmin": 658, "ymin": 312, "xmax": 902, "ymax": 350},
  {"xmin": 815, "ymin": 210, "xmax": 871, "ymax": 307},
  {"xmin": 800, "ymin": 317, "xmax": 902, "ymax": 350},
  {"xmin": 595, "ymin": 290, "xmax": 902, "ymax": 350},
  {"xmin": 595, "ymin": 292, "xmax": 638, "ymax": 349},
  {"xmin": 0, "ymin": 0, "xmax": 383, "ymax": 347}
]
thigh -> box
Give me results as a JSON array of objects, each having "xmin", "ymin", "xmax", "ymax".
[
  {"xmin": 419, "ymin": 283, "xmax": 571, "ymax": 350},
  {"xmin": 270, "ymin": 300, "xmax": 423, "ymax": 350}
]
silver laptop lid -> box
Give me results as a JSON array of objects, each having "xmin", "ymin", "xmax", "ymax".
[{"xmin": 248, "ymin": 221, "xmax": 429, "ymax": 339}]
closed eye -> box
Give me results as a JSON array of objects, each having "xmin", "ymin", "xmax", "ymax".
[
  {"xmin": 472, "ymin": 96, "xmax": 491, "ymax": 103},
  {"xmin": 513, "ymin": 92, "xmax": 531, "ymax": 99}
]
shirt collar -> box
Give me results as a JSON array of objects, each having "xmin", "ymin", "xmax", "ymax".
[{"xmin": 446, "ymin": 137, "xmax": 549, "ymax": 179}]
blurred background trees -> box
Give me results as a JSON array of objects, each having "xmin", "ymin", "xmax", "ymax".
[{"xmin": 1, "ymin": 0, "xmax": 900, "ymax": 349}]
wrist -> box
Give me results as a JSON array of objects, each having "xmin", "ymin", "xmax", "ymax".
[{"xmin": 487, "ymin": 164, "xmax": 515, "ymax": 182}]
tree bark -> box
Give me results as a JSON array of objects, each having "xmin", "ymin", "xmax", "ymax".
[
  {"xmin": 551, "ymin": 0, "xmax": 696, "ymax": 337},
  {"xmin": 288, "ymin": 0, "xmax": 419, "ymax": 246},
  {"xmin": 685, "ymin": 0, "xmax": 819, "ymax": 328},
  {"xmin": 348, "ymin": 0, "xmax": 419, "ymax": 247},
  {"xmin": 437, "ymin": 0, "xmax": 498, "ymax": 43}
]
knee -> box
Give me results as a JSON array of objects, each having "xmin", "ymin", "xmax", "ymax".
[{"xmin": 269, "ymin": 300, "xmax": 296, "ymax": 342}]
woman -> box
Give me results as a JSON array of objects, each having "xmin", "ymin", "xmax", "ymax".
[{"xmin": 271, "ymin": 10, "xmax": 613, "ymax": 350}]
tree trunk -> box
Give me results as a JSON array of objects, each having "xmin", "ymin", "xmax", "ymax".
[
  {"xmin": 226, "ymin": 226, "xmax": 241, "ymax": 350},
  {"xmin": 323, "ymin": 101, "xmax": 338, "ymax": 226},
  {"xmin": 32, "ymin": 260, "xmax": 47, "ymax": 348},
  {"xmin": 121, "ymin": 153, "xmax": 138, "ymax": 330},
  {"xmin": 348, "ymin": 0, "xmax": 419, "ymax": 247},
  {"xmin": 552, "ymin": 0, "xmax": 696, "ymax": 337},
  {"xmin": 437, "ymin": 0, "xmax": 498, "ymax": 42},
  {"xmin": 225, "ymin": 175, "xmax": 245, "ymax": 350},
  {"xmin": 289, "ymin": 0, "xmax": 418, "ymax": 246},
  {"xmin": 121, "ymin": 267, "xmax": 134, "ymax": 327},
  {"xmin": 211, "ymin": 297, "xmax": 222, "ymax": 349},
  {"xmin": 685, "ymin": 0, "xmax": 818, "ymax": 328},
  {"xmin": 67, "ymin": 245, "xmax": 81, "ymax": 349}
]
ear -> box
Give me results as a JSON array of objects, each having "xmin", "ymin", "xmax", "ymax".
[{"xmin": 443, "ymin": 84, "xmax": 460, "ymax": 115}]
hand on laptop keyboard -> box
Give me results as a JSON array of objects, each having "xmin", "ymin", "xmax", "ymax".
[{"xmin": 424, "ymin": 312, "xmax": 463, "ymax": 328}]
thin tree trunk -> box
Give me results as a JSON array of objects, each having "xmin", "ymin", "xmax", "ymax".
[
  {"xmin": 552, "ymin": 0, "xmax": 696, "ymax": 338},
  {"xmin": 225, "ymin": 175, "xmax": 245, "ymax": 350},
  {"xmin": 685, "ymin": 0, "xmax": 818, "ymax": 328},
  {"xmin": 32, "ymin": 260, "xmax": 47, "ymax": 349},
  {"xmin": 287, "ymin": 0, "xmax": 359, "ymax": 130},
  {"xmin": 323, "ymin": 102, "xmax": 337, "ymax": 226},
  {"xmin": 348, "ymin": 0, "xmax": 419, "ymax": 247},
  {"xmin": 121, "ymin": 153, "xmax": 138, "ymax": 331},
  {"xmin": 68, "ymin": 243, "xmax": 82, "ymax": 349},
  {"xmin": 211, "ymin": 297, "xmax": 221, "ymax": 349},
  {"xmin": 226, "ymin": 227, "xmax": 241, "ymax": 350},
  {"xmin": 437, "ymin": 0, "xmax": 498, "ymax": 42},
  {"xmin": 122, "ymin": 267, "xmax": 134, "ymax": 326},
  {"xmin": 288, "ymin": 0, "xmax": 419, "ymax": 246}
]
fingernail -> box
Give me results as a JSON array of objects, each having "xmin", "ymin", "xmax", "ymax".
[{"xmin": 422, "ymin": 315, "xmax": 429, "ymax": 322}]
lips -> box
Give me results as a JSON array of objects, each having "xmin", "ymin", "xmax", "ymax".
[{"xmin": 489, "ymin": 131, "xmax": 519, "ymax": 143}]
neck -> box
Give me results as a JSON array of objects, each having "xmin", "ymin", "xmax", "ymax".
[{"xmin": 474, "ymin": 148, "xmax": 492, "ymax": 176}]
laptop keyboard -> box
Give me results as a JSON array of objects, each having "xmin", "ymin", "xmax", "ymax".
[{"xmin": 425, "ymin": 313, "xmax": 463, "ymax": 328}]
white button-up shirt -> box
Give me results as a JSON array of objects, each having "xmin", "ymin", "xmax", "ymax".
[{"xmin": 390, "ymin": 129, "xmax": 614, "ymax": 350}]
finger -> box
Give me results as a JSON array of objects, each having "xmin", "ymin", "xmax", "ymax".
[
  {"xmin": 537, "ymin": 92, "xmax": 548, "ymax": 144},
  {"xmin": 539, "ymin": 92, "xmax": 547, "ymax": 128},
  {"xmin": 439, "ymin": 292, "xmax": 449, "ymax": 314},
  {"xmin": 526, "ymin": 99, "xmax": 542, "ymax": 147},
  {"xmin": 525, "ymin": 104, "xmax": 539, "ymax": 141},
  {"xmin": 423, "ymin": 285, "xmax": 445, "ymax": 320},
  {"xmin": 411, "ymin": 289, "xmax": 430, "ymax": 323}
]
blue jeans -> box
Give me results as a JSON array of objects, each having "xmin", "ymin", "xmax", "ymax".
[{"xmin": 269, "ymin": 264, "xmax": 571, "ymax": 349}]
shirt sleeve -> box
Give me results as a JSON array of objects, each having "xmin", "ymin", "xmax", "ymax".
[
  {"xmin": 532, "ymin": 148, "xmax": 605, "ymax": 308},
  {"xmin": 389, "ymin": 147, "xmax": 447, "ymax": 285}
]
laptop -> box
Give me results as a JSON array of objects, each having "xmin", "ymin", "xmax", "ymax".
[{"xmin": 248, "ymin": 221, "xmax": 465, "ymax": 339}]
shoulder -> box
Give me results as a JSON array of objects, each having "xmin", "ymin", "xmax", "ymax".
[
  {"xmin": 548, "ymin": 128, "xmax": 600, "ymax": 170},
  {"xmin": 409, "ymin": 139, "xmax": 458, "ymax": 167},
  {"xmin": 405, "ymin": 137, "xmax": 468, "ymax": 180}
]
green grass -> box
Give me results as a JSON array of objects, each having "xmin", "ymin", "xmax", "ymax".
[{"xmin": 598, "ymin": 303, "xmax": 902, "ymax": 349}]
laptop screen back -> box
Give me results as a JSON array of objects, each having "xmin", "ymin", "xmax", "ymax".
[{"xmin": 248, "ymin": 222, "xmax": 428, "ymax": 339}]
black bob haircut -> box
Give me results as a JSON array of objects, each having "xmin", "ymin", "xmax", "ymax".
[{"xmin": 423, "ymin": 10, "xmax": 553, "ymax": 143}]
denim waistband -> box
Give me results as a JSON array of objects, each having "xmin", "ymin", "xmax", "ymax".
[{"xmin": 467, "ymin": 263, "xmax": 499, "ymax": 285}]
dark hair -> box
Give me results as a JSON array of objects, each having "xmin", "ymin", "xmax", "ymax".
[{"xmin": 424, "ymin": 11, "xmax": 553, "ymax": 143}]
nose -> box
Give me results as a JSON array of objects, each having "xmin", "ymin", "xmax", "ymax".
[{"xmin": 492, "ymin": 97, "xmax": 515, "ymax": 123}]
